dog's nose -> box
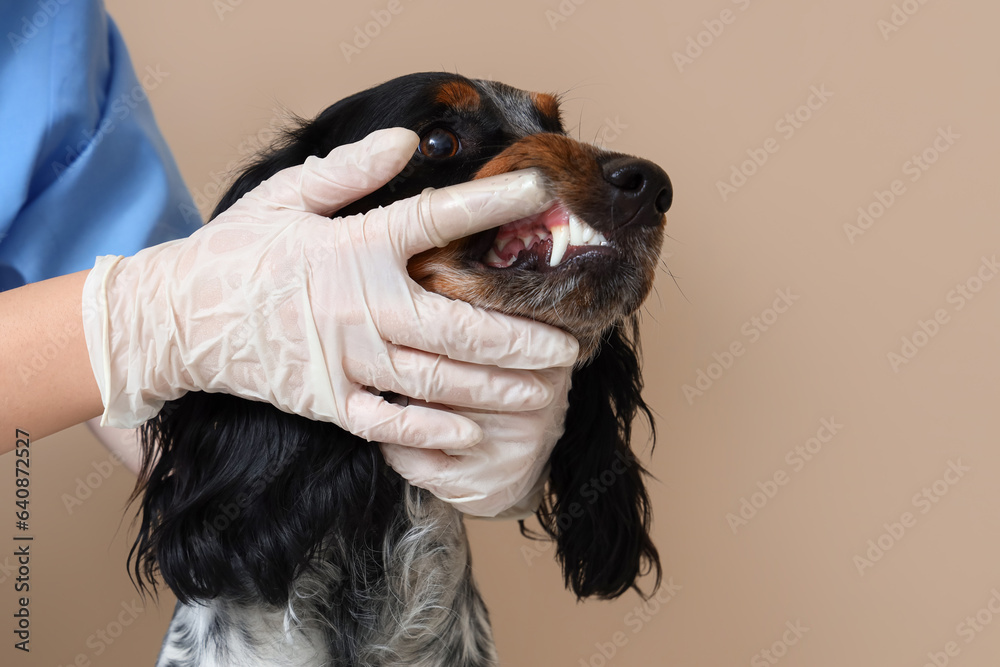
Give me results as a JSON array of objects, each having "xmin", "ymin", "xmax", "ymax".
[{"xmin": 601, "ymin": 157, "xmax": 672, "ymax": 229}]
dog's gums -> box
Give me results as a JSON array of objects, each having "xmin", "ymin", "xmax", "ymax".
[{"xmin": 483, "ymin": 202, "xmax": 611, "ymax": 269}]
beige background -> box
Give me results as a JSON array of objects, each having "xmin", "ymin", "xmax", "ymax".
[{"xmin": 3, "ymin": 0, "xmax": 999, "ymax": 665}]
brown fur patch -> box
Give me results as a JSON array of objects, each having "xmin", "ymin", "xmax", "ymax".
[
  {"xmin": 472, "ymin": 133, "xmax": 604, "ymax": 217},
  {"xmin": 472, "ymin": 134, "xmax": 600, "ymax": 178},
  {"xmin": 408, "ymin": 244, "xmax": 471, "ymax": 298},
  {"xmin": 531, "ymin": 92, "xmax": 561, "ymax": 122},
  {"xmin": 434, "ymin": 81, "xmax": 481, "ymax": 111}
]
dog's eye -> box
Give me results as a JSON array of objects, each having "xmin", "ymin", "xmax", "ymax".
[{"xmin": 418, "ymin": 128, "xmax": 460, "ymax": 159}]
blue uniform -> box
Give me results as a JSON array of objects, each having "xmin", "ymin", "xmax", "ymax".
[{"xmin": 0, "ymin": 0, "xmax": 200, "ymax": 292}]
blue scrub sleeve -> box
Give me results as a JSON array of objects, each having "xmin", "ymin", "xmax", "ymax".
[{"xmin": 0, "ymin": 0, "xmax": 202, "ymax": 292}]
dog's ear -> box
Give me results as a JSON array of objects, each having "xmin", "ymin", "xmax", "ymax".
[
  {"xmin": 527, "ymin": 316, "xmax": 661, "ymax": 600},
  {"xmin": 129, "ymin": 392, "xmax": 396, "ymax": 605}
]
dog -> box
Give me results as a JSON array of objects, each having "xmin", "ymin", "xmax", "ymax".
[{"xmin": 130, "ymin": 72, "xmax": 671, "ymax": 666}]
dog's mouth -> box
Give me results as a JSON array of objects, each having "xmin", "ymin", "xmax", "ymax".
[{"xmin": 479, "ymin": 202, "xmax": 615, "ymax": 272}]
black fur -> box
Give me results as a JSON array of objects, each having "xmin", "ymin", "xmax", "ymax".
[{"xmin": 530, "ymin": 318, "xmax": 660, "ymax": 599}]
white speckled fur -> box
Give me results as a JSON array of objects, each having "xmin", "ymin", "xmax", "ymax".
[{"xmin": 155, "ymin": 489, "xmax": 497, "ymax": 667}]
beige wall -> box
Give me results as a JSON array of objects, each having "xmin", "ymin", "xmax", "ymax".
[{"xmin": 3, "ymin": 0, "xmax": 1000, "ymax": 664}]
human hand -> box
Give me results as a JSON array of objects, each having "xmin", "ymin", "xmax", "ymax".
[
  {"xmin": 82, "ymin": 128, "xmax": 578, "ymax": 448},
  {"xmin": 381, "ymin": 365, "xmax": 571, "ymax": 517}
]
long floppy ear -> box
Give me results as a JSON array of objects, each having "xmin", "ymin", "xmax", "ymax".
[
  {"xmin": 129, "ymin": 392, "xmax": 397, "ymax": 605},
  {"xmin": 527, "ymin": 316, "xmax": 661, "ymax": 599}
]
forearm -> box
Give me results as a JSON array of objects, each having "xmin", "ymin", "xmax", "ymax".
[{"xmin": 0, "ymin": 270, "xmax": 103, "ymax": 449}]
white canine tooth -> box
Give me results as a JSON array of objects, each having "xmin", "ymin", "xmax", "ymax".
[
  {"xmin": 495, "ymin": 236, "xmax": 512, "ymax": 252},
  {"xmin": 566, "ymin": 212, "xmax": 610, "ymax": 246},
  {"xmin": 568, "ymin": 214, "xmax": 584, "ymax": 246},
  {"xmin": 484, "ymin": 248, "xmax": 503, "ymax": 266},
  {"xmin": 549, "ymin": 225, "xmax": 570, "ymax": 266}
]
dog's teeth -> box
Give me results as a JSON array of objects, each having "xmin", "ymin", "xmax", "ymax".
[
  {"xmin": 490, "ymin": 209, "xmax": 610, "ymax": 269},
  {"xmin": 549, "ymin": 225, "xmax": 570, "ymax": 266},
  {"xmin": 484, "ymin": 248, "xmax": 504, "ymax": 266},
  {"xmin": 568, "ymin": 214, "xmax": 585, "ymax": 246}
]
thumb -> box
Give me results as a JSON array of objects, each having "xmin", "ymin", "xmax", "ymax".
[{"xmin": 385, "ymin": 169, "xmax": 554, "ymax": 256}]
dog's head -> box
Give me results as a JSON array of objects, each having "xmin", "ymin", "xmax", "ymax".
[
  {"xmin": 216, "ymin": 72, "xmax": 670, "ymax": 359},
  {"xmin": 135, "ymin": 72, "xmax": 667, "ymax": 605}
]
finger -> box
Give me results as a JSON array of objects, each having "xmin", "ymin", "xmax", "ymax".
[
  {"xmin": 342, "ymin": 389, "xmax": 483, "ymax": 449},
  {"xmin": 379, "ymin": 443, "xmax": 474, "ymax": 498},
  {"xmin": 244, "ymin": 128, "xmax": 419, "ymax": 215},
  {"xmin": 381, "ymin": 442, "xmax": 536, "ymax": 516},
  {"xmin": 382, "ymin": 292, "xmax": 579, "ymax": 369},
  {"xmin": 347, "ymin": 346, "xmax": 556, "ymax": 410},
  {"xmin": 387, "ymin": 169, "xmax": 553, "ymax": 256}
]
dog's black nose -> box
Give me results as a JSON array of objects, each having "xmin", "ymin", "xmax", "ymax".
[{"xmin": 602, "ymin": 157, "xmax": 672, "ymax": 229}]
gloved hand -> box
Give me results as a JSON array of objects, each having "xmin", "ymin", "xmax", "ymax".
[
  {"xmin": 82, "ymin": 128, "xmax": 579, "ymax": 450},
  {"xmin": 381, "ymin": 365, "xmax": 571, "ymax": 517}
]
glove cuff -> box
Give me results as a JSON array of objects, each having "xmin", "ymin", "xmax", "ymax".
[
  {"xmin": 82, "ymin": 255, "xmax": 120, "ymax": 425},
  {"xmin": 82, "ymin": 254, "xmax": 165, "ymax": 428}
]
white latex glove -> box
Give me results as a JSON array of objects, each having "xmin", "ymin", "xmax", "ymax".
[
  {"xmin": 82, "ymin": 128, "xmax": 579, "ymax": 450},
  {"xmin": 381, "ymin": 366, "xmax": 571, "ymax": 517}
]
